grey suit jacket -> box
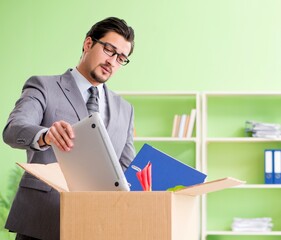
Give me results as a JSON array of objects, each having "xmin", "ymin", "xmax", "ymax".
[{"xmin": 3, "ymin": 69, "xmax": 135, "ymax": 240}]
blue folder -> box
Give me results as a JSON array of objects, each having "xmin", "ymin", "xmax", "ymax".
[
  {"xmin": 273, "ymin": 150, "xmax": 281, "ymax": 184},
  {"xmin": 264, "ymin": 150, "xmax": 274, "ymax": 184},
  {"xmin": 125, "ymin": 144, "xmax": 207, "ymax": 191}
]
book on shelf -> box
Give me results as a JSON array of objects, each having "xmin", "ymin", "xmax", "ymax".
[
  {"xmin": 171, "ymin": 114, "xmax": 181, "ymax": 137},
  {"xmin": 178, "ymin": 114, "xmax": 187, "ymax": 138},
  {"xmin": 183, "ymin": 115, "xmax": 190, "ymax": 137},
  {"xmin": 186, "ymin": 109, "xmax": 196, "ymax": 138},
  {"xmin": 171, "ymin": 109, "xmax": 196, "ymax": 138}
]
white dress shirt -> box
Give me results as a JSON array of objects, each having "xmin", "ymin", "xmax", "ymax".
[{"xmin": 71, "ymin": 67, "xmax": 109, "ymax": 127}]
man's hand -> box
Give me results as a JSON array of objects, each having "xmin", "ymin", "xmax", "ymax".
[{"xmin": 41, "ymin": 121, "xmax": 75, "ymax": 151}]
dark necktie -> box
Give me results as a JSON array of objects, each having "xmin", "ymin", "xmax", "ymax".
[{"xmin": 86, "ymin": 86, "xmax": 99, "ymax": 114}]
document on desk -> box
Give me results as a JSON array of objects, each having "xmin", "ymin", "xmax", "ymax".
[{"xmin": 125, "ymin": 144, "xmax": 207, "ymax": 191}]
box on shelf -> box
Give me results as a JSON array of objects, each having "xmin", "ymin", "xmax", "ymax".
[{"xmin": 18, "ymin": 162, "xmax": 244, "ymax": 240}]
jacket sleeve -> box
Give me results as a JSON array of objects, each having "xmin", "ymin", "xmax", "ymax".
[
  {"xmin": 119, "ymin": 105, "xmax": 136, "ymax": 171},
  {"xmin": 3, "ymin": 76, "xmax": 47, "ymax": 150}
]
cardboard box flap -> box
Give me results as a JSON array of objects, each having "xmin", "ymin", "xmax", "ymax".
[
  {"xmin": 17, "ymin": 162, "xmax": 69, "ymax": 192},
  {"xmin": 175, "ymin": 177, "xmax": 245, "ymax": 196},
  {"xmin": 17, "ymin": 162, "xmax": 244, "ymax": 195}
]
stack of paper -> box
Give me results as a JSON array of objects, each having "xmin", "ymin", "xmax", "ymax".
[
  {"xmin": 232, "ymin": 218, "xmax": 273, "ymax": 232},
  {"xmin": 245, "ymin": 121, "xmax": 281, "ymax": 139}
]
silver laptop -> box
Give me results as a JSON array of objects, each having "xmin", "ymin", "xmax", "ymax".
[{"xmin": 52, "ymin": 112, "xmax": 130, "ymax": 191}]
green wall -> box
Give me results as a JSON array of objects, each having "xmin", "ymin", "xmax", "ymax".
[{"xmin": 1, "ymin": 0, "xmax": 281, "ymax": 228}]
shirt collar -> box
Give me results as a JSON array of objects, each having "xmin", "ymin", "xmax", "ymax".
[{"xmin": 71, "ymin": 67, "xmax": 104, "ymax": 99}]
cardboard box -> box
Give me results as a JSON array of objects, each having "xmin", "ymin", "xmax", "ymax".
[{"xmin": 18, "ymin": 162, "xmax": 244, "ymax": 240}]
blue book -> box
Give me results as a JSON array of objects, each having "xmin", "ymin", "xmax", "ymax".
[
  {"xmin": 264, "ymin": 150, "xmax": 274, "ymax": 184},
  {"xmin": 125, "ymin": 144, "xmax": 207, "ymax": 191},
  {"xmin": 274, "ymin": 150, "xmax": 281, "ymax": 184}
]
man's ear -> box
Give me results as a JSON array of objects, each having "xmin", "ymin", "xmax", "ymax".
[{"xmin": 83, "ymin": 37, "xmax": 93, "ymax": 52}]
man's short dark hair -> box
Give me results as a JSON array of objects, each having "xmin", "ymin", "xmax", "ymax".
[{"xmin": 85, "ymin": 17, "xmax": 135, "ymax": 55}]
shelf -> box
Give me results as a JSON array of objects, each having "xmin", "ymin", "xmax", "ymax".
[
  {"xmin": 207, "ymin": 231, "xmax": 281, "ymax": 236},
  {"xmin": 117, "ymin": 91, "xmax": 198, "ymax": 96},
  {"xmin": 201, "ymin": 184, "xmax": 281, "ymax": 189},
  {"xmin": 205, "ymin": 137, "xmax": 281, "ymax": 143},
  {"xmin": 134, "ymin": 137, "xmax": 197, "ymax": 142},
  {"xmin": 235, "ymin": 184, "xmax": 281, "ymax": 189},
  {"xmin": 202, "ymin": 92, "xmax": 281, "ymax": 96}
]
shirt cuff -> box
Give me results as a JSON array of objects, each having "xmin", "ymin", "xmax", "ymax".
[{"xmin": 31, "ymin": 128, "xmax": 50, "ymax": 151}]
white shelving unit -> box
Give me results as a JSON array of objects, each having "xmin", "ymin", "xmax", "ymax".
[
  {"xmin": 118, "ymin": 91, "xmax": 281, "ymax": 240},
  {"xmin": 201, "ymin": 92, "xmax": 281, "ymax": 240}
]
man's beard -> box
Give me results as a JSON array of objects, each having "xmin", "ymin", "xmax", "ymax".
[
  {"xmin": 90, "ymin": 64, "xmax": 112, "ymax": 84},
  {"xmin": 90, "ymin": 70, "xmax": 108, "ymax": 84}
]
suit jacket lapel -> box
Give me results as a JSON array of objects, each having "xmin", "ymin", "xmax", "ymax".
[
  {"xmin": 57, "ymin": 69, "xmax": 88, "ymax": 121},
  {"xmin": 104, "ymin": 85, "xmax": 120, "ymax": 136},
  {"xmin": 56, "ymin": 70, "xmax": 121, "ymax": 132}
]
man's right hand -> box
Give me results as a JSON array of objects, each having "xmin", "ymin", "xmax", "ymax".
[{"xmin": 41, "ymin": 120, "xmax": 75, "ymax": 151}]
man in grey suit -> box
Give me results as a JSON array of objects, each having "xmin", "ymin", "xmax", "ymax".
[{"xmin": 3, "ymin": 17, "xmax": 135, "ymax": 240}]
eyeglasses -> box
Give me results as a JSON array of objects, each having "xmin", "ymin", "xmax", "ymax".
[{"xmin": 92, "ymin": 38, "xmax": 130, "ymax": 66}]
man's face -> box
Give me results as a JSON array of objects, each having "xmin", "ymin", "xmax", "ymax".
[{"xmin": 79, "ymin": 32, "xmax": 131, "ymax": 85}]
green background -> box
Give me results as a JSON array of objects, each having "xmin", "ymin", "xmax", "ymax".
[{"xmin": 1, "ymin": 0, "xmax": 281, "ymax": 237}]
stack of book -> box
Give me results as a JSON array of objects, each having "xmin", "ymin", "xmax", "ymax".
[
  {"xmin": 232, "ymin": 217, "xmax": 273, "ymax": 232},
  {"xmin": 245, "ymin": 121, "xmax": 281, "ymax": 139},
  {"xmin": 171, "ymin": 109, "xmax": 196, "ymax": 138}
]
